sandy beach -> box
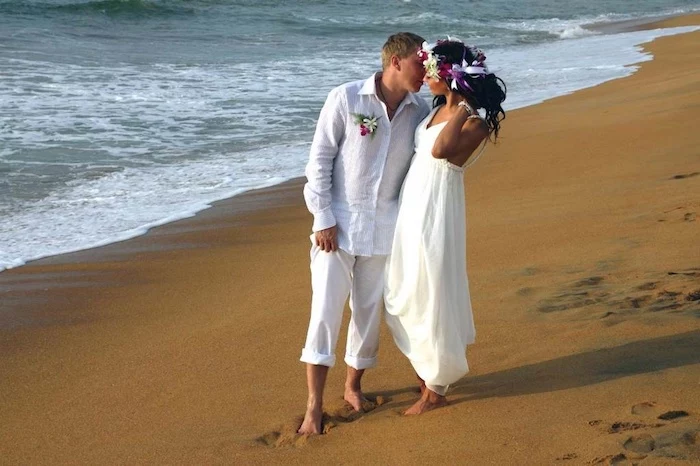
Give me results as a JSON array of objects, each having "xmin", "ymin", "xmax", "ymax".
[{"xmin": 1, "ymin": 14, "xmax": 699, "ymax": 465}]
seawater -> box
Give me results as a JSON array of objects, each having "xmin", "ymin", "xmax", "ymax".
[{"xmin": 1, "ymin": 0, "xmax": 699, "ymax": 271}]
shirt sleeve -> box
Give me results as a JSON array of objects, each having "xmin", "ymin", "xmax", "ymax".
[{"xmin": 303, "ymin": 86, "xmax": 346, "ymax": 232}]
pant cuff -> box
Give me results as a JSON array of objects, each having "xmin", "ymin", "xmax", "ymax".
[
  {"xmin": 300, "ymin": 348, "xmax": 335, "ymax": 367},
  {"xmin": 344, "ymin": 354, "xmax": 377, "ymax": 370}
]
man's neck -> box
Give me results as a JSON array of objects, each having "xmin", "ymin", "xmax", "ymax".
[{"xmin": 378, "ymin": 73, "xmax": 407, "ymax": 110}]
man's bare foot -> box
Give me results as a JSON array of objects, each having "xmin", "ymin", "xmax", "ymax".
[
  {"xmin": 344, "ymin": 366, "xmax": 368, "ymax": 412},
  {"xmin": 299, "ymin": 364, "xmax": 329, "ymax": 434},
  {"xmin": 298, "ymin": 405, "xmax": 323, "ymax": 435},
  {"xmin": 404, "ymin": 389, "xmax": 448, "ymax": 415},
  {"xmin": 343, "ymin": 388, "xmax": 368, "ymax": 412}
]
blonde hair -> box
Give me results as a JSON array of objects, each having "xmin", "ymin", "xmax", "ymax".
[{"xmin": 381, "ymin": 32, "xmax": 425, "ymax": 69}]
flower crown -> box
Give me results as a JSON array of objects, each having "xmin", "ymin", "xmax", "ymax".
[{"xmin": 418, "ymin": 40, "xmax": 489, "ymax": 92}]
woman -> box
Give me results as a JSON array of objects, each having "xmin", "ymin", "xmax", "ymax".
[{"xmin": 384, "ymin": 39, "xmax": 506, "ymax": 415}]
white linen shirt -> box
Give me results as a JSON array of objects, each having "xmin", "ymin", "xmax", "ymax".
[{"xmin": 304, "ymin": 73, "xmax": 431, "ymax": 256}]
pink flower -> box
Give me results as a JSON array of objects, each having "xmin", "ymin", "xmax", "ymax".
[
  {"xmin": 352, "ymin": 113, "xmax": 379, "ymax": 138},
  {"xmin": 438, "ymin": 62, "xmax": 452, "ymax": 78}
]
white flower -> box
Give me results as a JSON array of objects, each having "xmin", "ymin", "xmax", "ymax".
[
  {"xmin": 419, "ymin": 43, "xmax": 441, "ymax": 81},
  {"xmin": 363, "ymin": 117, "xmax": 378, "ymax": 132},
  {"xmin": 352, "ymin": 112, "xmax": 380, "ymax": 138}
]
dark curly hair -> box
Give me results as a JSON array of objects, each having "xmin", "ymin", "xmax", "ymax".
[{"xmin": 431, "ymin": 40, "xmax": 507, "ymax": 141}]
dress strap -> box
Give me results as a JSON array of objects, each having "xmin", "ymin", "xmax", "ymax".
[{"xmin": 424, "ymin": 106, "xmax": 441, "ymax": 129}]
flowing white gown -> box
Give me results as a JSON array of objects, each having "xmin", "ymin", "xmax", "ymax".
[{"xmin": 384, "ymin": 106, "xmax": 477, "ymax": 389}]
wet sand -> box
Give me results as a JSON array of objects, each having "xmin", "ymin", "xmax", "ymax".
[{"xmin": 1, "ymin": 14, "xmax": 699, "ymax": 465}]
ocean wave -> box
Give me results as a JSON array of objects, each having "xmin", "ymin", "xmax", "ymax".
[
  {"xmin": 0, "ymin": 144, "xmax": 309, "ymax": 272},
  {"xmin": 0, "ymin": 0, "xmax": 195, "ymax": 17},
  {"xmin": 499, "ymin": 17, "xmax": 599, "ymax": 39},
  {"xmin": 558, "ymin": 25, "xmax": 597, "ymax": 39},
  {"xmin": 377, "ymin": 11, "xmax": 461, "ymax": 26},
  {"xmin": 495, "ymin": 6, "xmax": 700, "ymax": 40},
  {"xmin": 55, "ymin": 0, "xmax": 197, "ymax": 17},
  {"xmin": 289, "ymin": 10, "xmax": 467, "ymax": 28}
]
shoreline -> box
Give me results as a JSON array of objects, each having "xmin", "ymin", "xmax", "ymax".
[
  {"xmin": 2, "ymin": 14, "xmax": 700, "ymax": 275},
  {"xmin": 584, "ymin": 9, "xmax": 700, "ymax": 33},
  {"xmin": 0, "ymin": 178, "xmax": 306, "ymax": 328},
  {"xmin": 2, "ymin": 12, "xmax": 700, "ymax": 465}
]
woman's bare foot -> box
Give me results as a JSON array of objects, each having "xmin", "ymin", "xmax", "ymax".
[
  {"xmin": 417, "ymin": 375, "xmax": 426, "ymax": 395},
  {"xmin": 298, "ymin": 403, "xmax": 323, "ymax": 435},
  {"xmin": 404, "ymin": 388, "xmax": 448, "ymax": 415}
]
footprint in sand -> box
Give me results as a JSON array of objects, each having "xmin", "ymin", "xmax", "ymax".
[
  {"xmin": 534, "ymin": 268, "xmax": 700, "ymax": 320},
  {"xmin": 654, "ymin": 427, "xmax": 700, "ymax": 460},
  {"xmin": 575, "ymin": 276, "xmax": 605, "ymax": 287},
  {"xmin": 671, "ymin": 172, "xmax": 700, "ymax": 180},
  {"xmin": 520, "ymin": 266, "xmax": 540, "ymax": 277},
  {"xmin": 256, "ymin": 396, "xmax": 386, "ymax": 447},
  {"xmin": 608, "ymin": 421, "xmax": 664, "ymax": 434},
  {"xmin": 623, "ymin": 433, "xmax": 655, "ymax": 454},
  {"xmin": 618, "ymin": 294, "xmax": 653, "ymax": 310},
  {"xmin": 596, "ymin": 260, "xmax": 619, "ymax": 272},
  {"xmin": 658, "ymin": 410, "xmax": 690, "ymax": 421},
  {"xmin": 589, "ymin": 453, "xmax": 629, "ymax": 465},
  {"xmin": 630, "ymin": 402, "xmax": 690, "ymax": 422},
  {"xmin": 667, "ymin": 268, "xmax": 700, "ymax": 277},
  {"xmin": 535, "ymin": 276, "xmax": 609, "ymax": 314},
  {"xmin": 649, "ymin": 290, "xmax": 684, "ymax": 312},
  {"xmin": 592, "ymin": 403, "xmax": 700, "ymax": 463},
  {"xmin": 658, "ymin": 201, "xmax": 699, "ymax": 223},
  {"xmin": 631, "ymin": 401, "xmax": 658, "ymax": 416},
  {"xmin": 516, "ymin": 286, "xmax": 535, "ymax": 297},
  {"xmin": 636, "ymin": 281, "xmax": 657, "ymax": 291},
  {"xmin": 256, "ymin": 417, "xmax": 311, "ymax": 448},
  {"xmin": 622, "ymin": 426, "xmax": 700, "ymax": 462}
]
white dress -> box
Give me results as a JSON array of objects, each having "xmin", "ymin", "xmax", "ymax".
[{"xmin": 384, "ymin": 106, "xmax": 478, "ymax": 391}]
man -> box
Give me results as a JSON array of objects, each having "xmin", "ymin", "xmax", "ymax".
[{"xmin": 299, "ymin": 32, "xmax": 430, "ymax": 435}]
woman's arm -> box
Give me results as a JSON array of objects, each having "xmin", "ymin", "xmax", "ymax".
[{"xmin": 431, "ymin": 105, "xmax": 488, "ymax": 163}]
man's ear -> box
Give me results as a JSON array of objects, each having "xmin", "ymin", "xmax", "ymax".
[{"xmin": 391, "ymin": 55, "xmax": 401, "ymax": 70}]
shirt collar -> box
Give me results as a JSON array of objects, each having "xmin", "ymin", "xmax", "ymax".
[
  {"xmin": 358, "ymin": 73, "xmax": 378, "ymax": 96},
  {"xmin": 358, "ymin": 72, "xmax": 421, "ymax": 107}
]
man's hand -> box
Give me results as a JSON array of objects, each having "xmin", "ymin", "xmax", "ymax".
[{"xmin": 315, "ymin": 226, "xmax": 338, "ymax": 252}]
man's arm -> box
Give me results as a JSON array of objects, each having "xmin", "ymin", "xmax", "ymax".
[{"xmin": 303, "ymin": 87, "xmax": 346, "ymax": 251}]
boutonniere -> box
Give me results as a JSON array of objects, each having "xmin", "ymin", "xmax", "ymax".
[{"xmin": 352, "ymin": 113, "xmax": 380, "ymax": 138}]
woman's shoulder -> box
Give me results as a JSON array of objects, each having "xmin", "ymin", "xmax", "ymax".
[{"xmin": 464, "ymin": 114, "xmax": 488, "ymax": 133}]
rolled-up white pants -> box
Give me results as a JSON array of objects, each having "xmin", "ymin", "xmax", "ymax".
[{"xmin": 300, "ymin": 242, "xmax": 387, "ymax": 370}]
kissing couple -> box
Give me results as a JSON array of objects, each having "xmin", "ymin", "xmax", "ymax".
[{"xmin": 299, "ymin": 32, "xmax": 506, "ymax": 435}]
